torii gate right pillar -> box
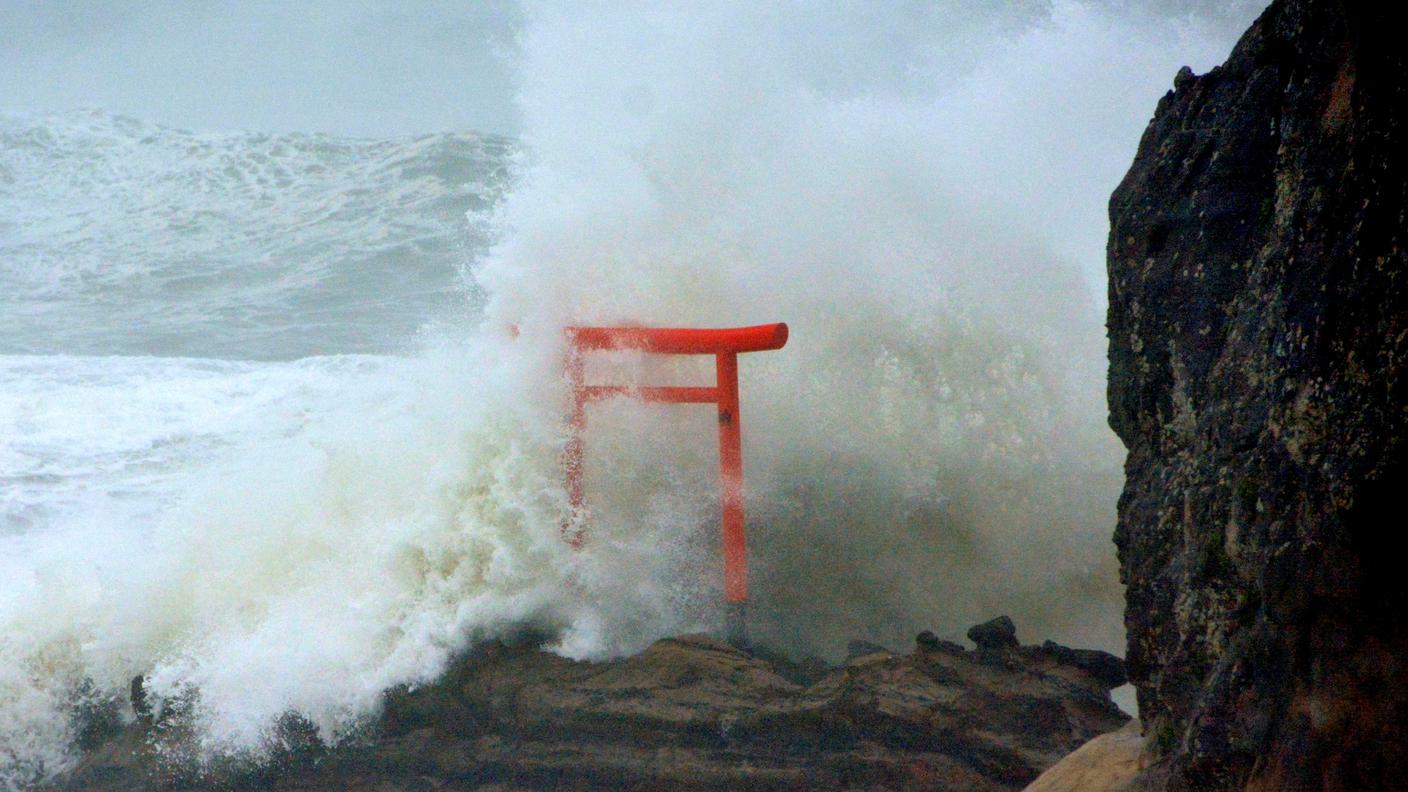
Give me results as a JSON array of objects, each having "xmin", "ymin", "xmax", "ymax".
[{"xmin": 715, "ymin": 350, "xmax": 747, "ymax": 646}]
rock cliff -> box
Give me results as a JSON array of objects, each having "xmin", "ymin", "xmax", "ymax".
[
  {"xmin": 1107, "ymin": 0, "xmax": 1408, "ymax": 788},
  {"xmin": 50, "ymin": 622, "xmax": 1125, "ymax": 791}
]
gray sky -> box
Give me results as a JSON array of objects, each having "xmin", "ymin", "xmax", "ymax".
[
  {"xmin": 0, "ymin": 0, "xmax": 523, "ymax": 136},
  {"xmin": 0, "ymin": 1, "xmax": 1266, "ymax": 139}
]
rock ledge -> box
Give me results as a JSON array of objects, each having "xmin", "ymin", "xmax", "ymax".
[{"xmin": 51, "ymin": 621, "xmax": 1127, "ymax": 791}]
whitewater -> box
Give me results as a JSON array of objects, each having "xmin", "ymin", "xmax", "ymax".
[{"xmin": 1, "ymin": 2, "xmax": 1264, "ymax": 787}]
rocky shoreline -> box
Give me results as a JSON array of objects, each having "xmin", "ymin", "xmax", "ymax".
[{"xmin": 48, "ymin": 618, "xmax": 1126, "ymax": 791}]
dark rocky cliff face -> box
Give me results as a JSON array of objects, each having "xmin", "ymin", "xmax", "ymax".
[{"xmin": 1107, "ymin": 0, "xmax": 1408, "ymax": 788}]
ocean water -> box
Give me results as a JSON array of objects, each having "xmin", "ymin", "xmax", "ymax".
[
  {"xmin": 1, "ymin": 2, "xmax": 1263, "ymax": 787},
  {"xmin": 0, "ymin": 110, "xmax": 539, "ymax": 783}
]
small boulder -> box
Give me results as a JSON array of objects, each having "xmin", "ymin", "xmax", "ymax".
[
  {"xmin": 1039, "ymin": 641, "xmax": 1127, "ymax": 689},
  {"xmin": 967, "ymin": 616, "xmax": 1020, "ymax": 651},
  {"xmin": 1173, "ymin": 64, "xmax": 1196, "ymax": 91},
  {"xmin": 845, "ymin": 639, "xmax": 889, "ymax": 660},
  {"xmin": 916, "ymin": 630, "xmax": 965, "ymax": 654}
]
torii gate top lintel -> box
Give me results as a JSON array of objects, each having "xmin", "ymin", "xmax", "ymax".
[{"xmin": 565, "ymin": 322, "xmax": 788, "ymax": 355}]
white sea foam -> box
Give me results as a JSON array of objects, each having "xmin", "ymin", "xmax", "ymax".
[
  {"xmin": 1, "ymin": 2, "xmax": 1265, "ymax": 786},
  {"xmin": 0, "ymin": 343, "xmax": 596, "ymax": 765}
]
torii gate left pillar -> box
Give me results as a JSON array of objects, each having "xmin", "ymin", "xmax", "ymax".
[{"xmin": 562, "ymin": 323, "xmax": 788, "ymax": 647}]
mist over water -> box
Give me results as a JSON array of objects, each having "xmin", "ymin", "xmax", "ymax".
[
  {"xmin": 1, "ymin": 2, "xmax": 1263, "ymax": 786},
  {"xmin": 480, "ymin": 0, "xmax": 1262, "ymax": 653}
]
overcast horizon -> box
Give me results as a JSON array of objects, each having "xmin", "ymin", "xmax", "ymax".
[{"xmin": 0, "ymin": 0, "xmax": 524, "ymax": 137}]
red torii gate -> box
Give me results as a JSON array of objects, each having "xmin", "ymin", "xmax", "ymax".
[{"xmin": 562, "ymin": 322, "xmax": 788, "ymax": 646}]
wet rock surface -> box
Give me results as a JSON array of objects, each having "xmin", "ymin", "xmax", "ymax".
[
  {"xmin": 48, "ymin": 623, "xmax": 1126, "ymax": 791},
  {"xmin": 1021, "ymin": 720, "xmax": 1146, "ymax": 792},
  {"xmin": 1107, "ymin": 0, "xmax": 1408, "ymax": 788}
]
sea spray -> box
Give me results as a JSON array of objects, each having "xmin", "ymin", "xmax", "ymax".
[
  {"xmin": 1, "ymin": 2, "xmax": 1265, "ymax": 785},
  {"xmin": 477, "ymin": 0, "xmax": 1264, "ymax": 654}
]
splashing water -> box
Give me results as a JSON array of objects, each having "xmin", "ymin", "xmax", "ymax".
[{"xmin": 0, "ymin": 2, "xmax": 1264, "ymax": 786}]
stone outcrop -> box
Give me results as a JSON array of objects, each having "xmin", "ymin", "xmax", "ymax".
[
  {"xmin": 1021, "ymin": 720, "xmax": 1146, "ymax": 792},
  {"xmin": 1107, "ymin": 0, "xmax": 1408, "ymax": 788},
  {"xmin": 51, "ymin": 623, "xmax": 1126, "ymax": 791}
]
